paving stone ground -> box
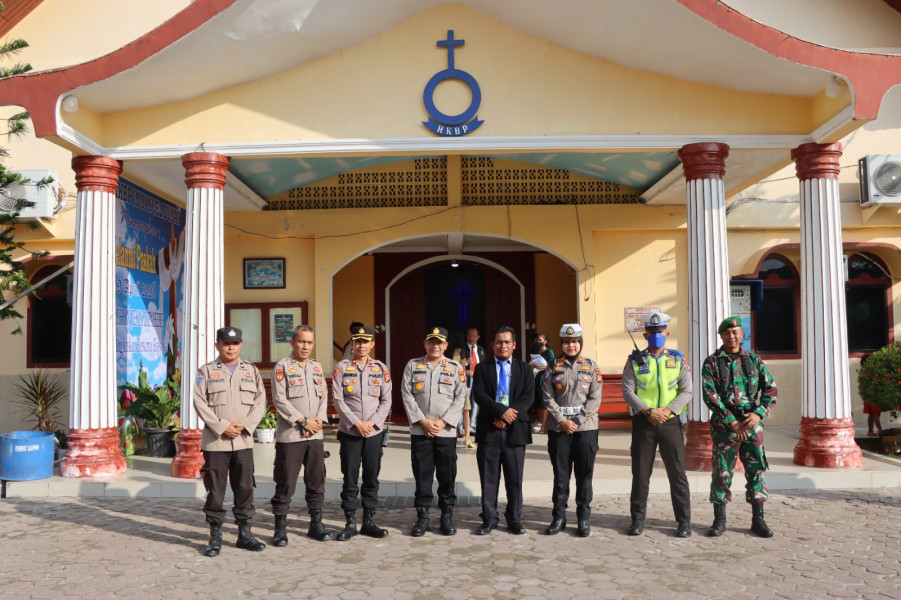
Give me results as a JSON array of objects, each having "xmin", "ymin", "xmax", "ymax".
[{"xmin": 1, "ymin": 489, "xmax": 899, "ymax": 599}]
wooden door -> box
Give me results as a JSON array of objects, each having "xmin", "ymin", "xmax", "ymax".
[{"xmin": 483, "ymin": 268, "xmax": 523, "ymax": 359}]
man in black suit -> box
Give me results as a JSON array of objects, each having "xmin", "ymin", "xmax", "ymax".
[{"xmin": 471, "ymin": 325, "xmax": 534, "ymax": 535}]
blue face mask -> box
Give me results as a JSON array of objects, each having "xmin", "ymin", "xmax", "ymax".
[{"xmin": 647, "ymin": 333, "xmax": 666, "ymax": 349}]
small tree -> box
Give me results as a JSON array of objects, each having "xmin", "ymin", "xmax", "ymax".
[
  {"xmin": 858, "ymin": 343, "xmax": 901, "ymax": 415},
  {"xmin": 0, "ymin": 7, "xmax": 53, "ymax": 333}
]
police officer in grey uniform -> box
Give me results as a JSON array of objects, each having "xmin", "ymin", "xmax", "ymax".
[
  {"xmin": 193, "ymin": 327, "xmax": 267, "ymax": 557},
  {"xmin": 331, "ymin": 326, "xmax": 392, "ymax": 540},
  {"xmin": 269, "ymin": 325, "xmax": 330, "ymax": 545},
  {"xmin": 401, "ymin": 327, "xmax": 468, "ymax": 536},
  {"xmin": 541, "ymin": 323, "xmax": 603, "ymax": 537}
]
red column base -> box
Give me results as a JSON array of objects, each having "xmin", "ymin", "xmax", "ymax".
[
  {"xmin": 794, "ymin": 416, "xmax": 862, "ymax": 468},
  {"xmin": 685, "ymin": 420, "xmax": 713, "ymax": 472},
  {"xmin": 60, "ymin": 427, "xmax": 126, "ymax": 478},
  {"xmin": 171, "ymin": 428, "xmax": 204, "ymax": 479}
]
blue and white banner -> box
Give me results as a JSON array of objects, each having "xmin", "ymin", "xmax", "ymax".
[{"xmin": 114, "ymin": 179, "xmax": 186, "ymax": 389}]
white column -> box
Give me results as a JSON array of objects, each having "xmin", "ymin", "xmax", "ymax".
[
  {"xmin": 791, "ymin": 142, "xmax": 861, "ymax": 468},
  {"xmin": 60, "ymin": 156, "xmax": 127, "ymax": 478},
  {"xmin": 171, "ymin": 152, "xmax": 228, "ymax": 478},
  {"xmin": 679, "ymin": 142, "xmax": 730, "ymax": 471}
]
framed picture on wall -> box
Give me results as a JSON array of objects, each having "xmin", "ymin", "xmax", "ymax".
[
  {"xmin": 244, "ymin": 258, "xmax": 286, "ymax": 289},
  {"xmin": 225, "ymin": 301, "xmax": 309, "ymax": 368}
]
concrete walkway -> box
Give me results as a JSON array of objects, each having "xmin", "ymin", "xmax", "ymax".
[
  {"xmin": 0, "ymin": 489, "xmax": 899, "ymax": 599},
  {"xmin": 4, "ymin": 425, "xmax": 900, "ymax": 500}
]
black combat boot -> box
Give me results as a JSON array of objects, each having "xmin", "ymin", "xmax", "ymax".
[
  {"xmin": 577, "ymin": 519, "xmax": 590, "ymax": 538},
  {"xmin": 627, "ymin": 519, "xmax": 644, "ymax": 536},
  {"xmin": 361, "ymin": 508, "xmax": 389, "ymax": 538},
  {"xmin": 411, "ymin": 507, "xmax": 430, "ymax": 537},
  {"xmin": 236, "ymin": 520, "xmax": 266, "ymax": 551},
  {"xmin": 439, "ymin": 506, "xmax": 457, "ymax": 536},
  {"xmin": 307, "ymin": 509, "xmax": 331, "ymax": 541},
  {"xmin": 576, "ymin": 507, "xmax": 590, "ymax": 537},
  {"xmin": 750, "ymin": 503, "xmax": 773, "ymax": 538},
  {"xmin": 545, "ymin": 510, "xmax": 566, "ymax": 535},
  {"xmin": 204, "ymin": 522, "xmax": 222, "ymax": 557},
  {"xmin": 336, "ymin": 510, "xmax": 357, "ymax": 541},
  {"xmin": 708, "ymin": 503, "xmax": 726, "ymax": 537},
  {"xmin": 272, "ymin": 514, "xmax": 288, "ymax": 547}
]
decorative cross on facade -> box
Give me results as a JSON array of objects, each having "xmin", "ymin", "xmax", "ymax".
[{"xmin": 450, "ymin": 281, "xmax": 474, "ymax": 325}]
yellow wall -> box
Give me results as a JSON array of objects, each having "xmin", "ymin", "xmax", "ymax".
[
  {"xmin": 331, "ymin": 255, "xmax": 375, "ymax": 362},
  {"xmin": 534, "ymin": 253, "xmax": 577, "ymax": 357},
  {"xmin": 91, "ymin": 3, "xmax": 815, "ymax": 147},
  {"xmin": 593, "ymin": 227, "xmax": 689, "ymax": 371}
]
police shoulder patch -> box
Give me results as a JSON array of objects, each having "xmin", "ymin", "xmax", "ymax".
[{"xmin": 275, "ymin": 369, "xmax": 285, "ymax": 382}]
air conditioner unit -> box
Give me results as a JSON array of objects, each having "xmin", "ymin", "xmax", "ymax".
[
  {"xmin": 859, "ymin": 155, "xmax": 901, "ymax": 207},
  {"xmin": 0, "ymin": 169, "xmax": 61, "ymax": 219}
]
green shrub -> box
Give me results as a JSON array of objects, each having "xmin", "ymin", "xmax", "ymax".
[{"xmin": 858, "ymin": 343, "xmax": 901, "ymax": 413}]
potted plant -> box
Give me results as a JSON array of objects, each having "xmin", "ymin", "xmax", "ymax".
[
  {"xmin": 858, "ymin": 343, "xmax": 901, "ymax": 453},
  {"xmin": 256, "ymin": 410, "xmax": 277, "ymax": 443},
  {"xmin": 119, "ymin": 362, "xmax": 180, "ymax": 457},
  {"xmin": 13, "ymin": 368, "xmax": 65, "ymax": 433}
]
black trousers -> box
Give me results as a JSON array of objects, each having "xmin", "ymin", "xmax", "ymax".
[
  {"xmin": 270, "ymin": 439, "xmax": 326, "ymax": 514},
  {"xmin": 201, "ymin": 448, "xmax": 256, "ymax": 525},
  {"xmin": 338, "ymin": 430, "xmax": 384, "ymax": 511},
  {"xmin": 410, "ymin": 435, "xmax": 458, "ymax": 509},
  {"xmin": 629, "ymin": 415, "xmax": 691, "ymax": 522},
  {"xmin": 476, "ymin": 428, "xmax": 525, "ymax": 526},
  {"xmin": 547, "ymin": 429, "xmax": 599, "ymax": 520}
]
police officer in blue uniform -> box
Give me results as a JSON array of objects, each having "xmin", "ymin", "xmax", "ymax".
[{"xmin": 621, "ymin": 312, "xmax": 692, "ymax": 537}]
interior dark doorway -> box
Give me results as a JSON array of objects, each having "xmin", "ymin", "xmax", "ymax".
[{"xmin": 387, "ymin": 260, "xmax": 523, "ymax": 420}]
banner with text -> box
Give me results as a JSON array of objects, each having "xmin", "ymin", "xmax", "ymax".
[{"xmin": 115, "ymin": 179, "xmax": 186, "ymax": 391}]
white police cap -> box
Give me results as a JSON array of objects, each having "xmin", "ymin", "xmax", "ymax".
[
  {"xmin": 559, "ymin": 323, "xmax": 583, "ymax": 339},
  {"xmin": 642, "ymin": 312, "xmax": 671, "ymax": 329}
]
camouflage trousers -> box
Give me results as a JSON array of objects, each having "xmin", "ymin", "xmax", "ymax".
[{"xmin": 709, "ymin": 424, "xmax": 768, "ymax": 505}]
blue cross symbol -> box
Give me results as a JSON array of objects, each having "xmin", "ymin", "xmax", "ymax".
[
  {"xmin": 437, "ymin": 30, "xmax": 464, "ymax": 70},
  {"xmin": 450, "ymin": 281, "xmax": 474, "ymax": 324}
]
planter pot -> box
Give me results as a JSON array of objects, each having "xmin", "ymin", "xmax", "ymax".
[
  {"xmin": 0, "ymin": 431, "xmax": 56, "ymax": 480},
  {"xmin": 256, "ymin": 428, "xmax": 276, "ymax": 443},
  {"xmin": 144, "ymin": 428, "xmax": 177, "ymax": 457},
  {"xmin": 880, "ymin": 428, "xmax": 901, "ymax": 455}
]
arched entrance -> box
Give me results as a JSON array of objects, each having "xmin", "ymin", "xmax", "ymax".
[
  {"xmin": 386, "ymin": 258, "xmax": 525, "ymax": 419},
  {"xmin": 330, "ymin": 233, "xmax": 579, "ymax": 421}
]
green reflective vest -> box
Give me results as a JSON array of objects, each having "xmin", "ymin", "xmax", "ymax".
[{"xmin": 632, "ymin": 351, "xmax": 684, "ymax": 414}]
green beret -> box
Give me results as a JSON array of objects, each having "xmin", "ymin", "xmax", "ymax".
[{"xmin": 717, "ymin": 316, "xmax": 741, "ymax": 333}]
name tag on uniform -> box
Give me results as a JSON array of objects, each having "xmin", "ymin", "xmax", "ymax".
[{"xmin": 638, "ymin": 364, "xmax": 651, "ymax": 375}]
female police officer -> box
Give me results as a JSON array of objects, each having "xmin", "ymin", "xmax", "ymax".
[{"xmin": 541, "ymin": 324, "xmax": 602, "ymax": 537}]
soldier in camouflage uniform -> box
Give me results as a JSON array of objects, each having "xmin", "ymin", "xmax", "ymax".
[{"xmin": 701, "ymin": 316, "xmax": 777, "ymax": 538}]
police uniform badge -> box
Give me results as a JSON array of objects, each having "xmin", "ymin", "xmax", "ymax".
[
  {"xmin": 666, "ymin": 359, "xmax": 676, "ymax": 369},
  {"xmin": 595, "ymin": 368, "xmax": 602, "ymax": 383},
  {"xmin": 383, "ymin": 367, "xmax": 391, "ymax": 383},
  {"xmin": 458, "ymin": 368, "xmax": 465, "ymax": 383},
  {"xmin": 275, "ymin": 369, "xmax": 285, "ymax": 382}
]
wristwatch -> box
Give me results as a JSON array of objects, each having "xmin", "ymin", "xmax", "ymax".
[
  {"xmin": 644, "ymin": 408, "xmax": 653, "ymax": 418},
  {"xmin": 300, "ymin": 417, "xmax": 308, "ymax": 431}
]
